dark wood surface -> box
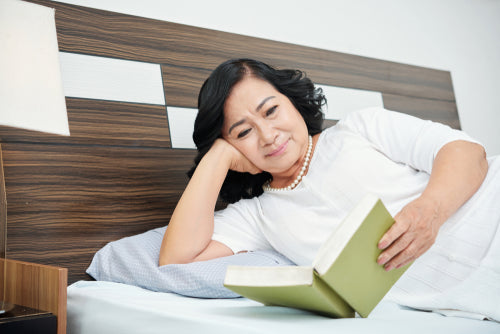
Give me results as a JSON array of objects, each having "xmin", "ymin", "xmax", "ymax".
[
  {"xmin": 382, "ymin": 93, "xmax": 461, "ymax": 129},
  {"xmin": 2, "ymin": 143, "xmax": 194, "ymax": 281},
  {"xmin": 2, "ymin": 0, "xmax": 461, "ymax": 283},
  {"xmin": 161, "ymin": 64, "xmax": 211, "ymax": 109},
  {"xmin": 0, "ymin": 145, "xmax": 6, "ymax": 259},
  {"xmin": 0, "ymin": 304, "xmax": 51, "ymax": 321},
  {"xmin": 0, "ymin": 99, "xmax": 170, "ymax": 147}
]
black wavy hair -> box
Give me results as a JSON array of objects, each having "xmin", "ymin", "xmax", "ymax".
[{"xmin": 188, "ymin": 58, "xmax": 326, "ymax": 203}]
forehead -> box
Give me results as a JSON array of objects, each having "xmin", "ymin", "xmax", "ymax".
[{"xmin": 224, "ymin": 77, "xmax": 278, "ymax": 116}]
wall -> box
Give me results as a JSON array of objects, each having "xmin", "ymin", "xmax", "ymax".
[{"xmin": 52, "ymin": 0, "xmax": 500, "ymax": 155}]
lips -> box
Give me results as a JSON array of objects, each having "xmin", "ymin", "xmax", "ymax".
[{"xmin": 267, "ymin": 140, "xmax": 289, "ymax": 157}]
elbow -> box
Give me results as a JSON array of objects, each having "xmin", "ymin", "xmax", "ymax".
[
  {"xmin": 158, "ymin": 255, "xmax": 171, "ymax": 267},
  {"xmin": 158, "ymin": 251, "xmax": 194, "ymax": 266},
  {"xmin": 158, "ymin": 252, "xmax": 169, "ymax": 267},
  {"xmin": 468, "ymin": 143, "xmax": 488, "ymax": 192},
  {"xmin": 479, "ymin": 154, "xmax": 488, "ymax": 184},
  {"xmin": 475, "ymin": 143, "xmax": 488, "ymax": 181},
  {"xmin": 158, "ymin": 231, "xmax": 197, "ymax": 266}
]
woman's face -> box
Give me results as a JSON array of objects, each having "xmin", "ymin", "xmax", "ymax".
[{"xmin": 222, "ymin": 76, "xmax": 309, "ymax": 179}]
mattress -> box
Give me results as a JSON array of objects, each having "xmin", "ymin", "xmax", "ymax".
[{"xmin": 67, "ymin": 281, "xmax": 500, "ymax": 334}]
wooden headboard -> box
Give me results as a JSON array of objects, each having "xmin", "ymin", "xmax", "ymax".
[{"xmin": 0, "ymin": 0, "xmax": 460, "ymax": 284}]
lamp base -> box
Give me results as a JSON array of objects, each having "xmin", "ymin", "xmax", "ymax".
[{"xmin": 0, "ymin": 300, "xmax": 14, "ymax": 314}]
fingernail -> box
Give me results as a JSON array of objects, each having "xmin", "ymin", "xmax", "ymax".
[
  {"xmin": 378, "ymin": 240, "xmax": 387, "ymax": 249},
  {"xmin": 385, "ymin": 264, "xmax": 393, "ymax": 272},
  {"xmin": 377, "ymin": 254, "xmax": 386, "ymax": 265}
]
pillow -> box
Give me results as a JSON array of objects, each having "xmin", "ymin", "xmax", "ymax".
[{"xmin": 87, "ymin": 226, "xmax": 295, "ymax": 298}]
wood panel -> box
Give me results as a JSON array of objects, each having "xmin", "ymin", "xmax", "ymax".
[
  {"xmin": 27, "ymin": 0, "xmax": 456, "ymax": 104},
  {"xmin": 0, "ymin": 145, "xmax": 6, "ymax": 259},
  {"xmin": 0, "ymin": 259, "xmax": 67, "ymax": 334},
  {"xmin": 2, "ymin": 143, "xmax": 195, "ymax": 283},
  {"xmin": 382, "ymin": 93, "xmax": 461, "ymax": 129},
  {"xmin": 0, "ymin": 98, "xmax": 170, "ymax": 148},
  {"xmin": 162, "ymin": 64, "xmax": 211, "ymax": 108}
]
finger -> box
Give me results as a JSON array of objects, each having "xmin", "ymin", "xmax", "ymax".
[
  {"xmin": 378, "ymin": 216, "xmax": 409, "ymax": 250},
  {"xmin": 377, "ymin": 230, "xmax": 414, "ymax": 266},
  {"xmin": 382, "ymin": 240, "xmax": 422, "ymax": 271}
]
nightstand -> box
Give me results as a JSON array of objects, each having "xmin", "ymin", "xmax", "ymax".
[{"xmin": 0, "ymin": 259, "xmax": 67, "ymax": 334}]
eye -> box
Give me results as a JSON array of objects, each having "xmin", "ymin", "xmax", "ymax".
[
  {"xmin": 237, "ymin": 128, "xmax": 251, "ymax": 139},
  {"xmin": 266, "ymin": 105, "xmax": 277, "ymax": 117}
]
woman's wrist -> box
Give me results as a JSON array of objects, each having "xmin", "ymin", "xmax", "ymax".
[{"xmin": 205, "ymin": 139, "xmax": 234, "ymax": 171}]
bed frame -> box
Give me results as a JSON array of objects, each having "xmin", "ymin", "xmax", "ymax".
[{"xmin": 0, "ymin": 1, "xmax": 460, "ymax": 331}]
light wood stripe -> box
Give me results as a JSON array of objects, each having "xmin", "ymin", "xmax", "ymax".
[
  {"xmin": 167, "ymin": 107, "xmax": 197, "ymax": 149},
  {"xmin": 318, "ymin": 85, "xmax": 383, "ymax": 120},
  {"xmin": 60, "ymin": 52, "xmax": 165, "ymax": 105}
]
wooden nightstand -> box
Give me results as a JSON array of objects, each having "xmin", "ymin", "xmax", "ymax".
[{"xmin": 0, "ymin": 259, "xmax": 67, "ymax": 334}]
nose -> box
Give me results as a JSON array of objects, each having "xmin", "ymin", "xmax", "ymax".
[{"xmin": 257, "ymin": 120, "xmax": 277, "ymax": 146}]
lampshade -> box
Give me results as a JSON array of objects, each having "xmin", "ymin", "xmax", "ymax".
[
  {"xmin": 0, "ymin": 0, "xmax": 70, "ymax": 135},
  {"xmin": 0, "ymin": 0, "xmax": 70, "ymax": 315}
]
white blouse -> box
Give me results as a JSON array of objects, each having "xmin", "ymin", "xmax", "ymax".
[{"xmin": 212, "ymin": 107, "xmax": 500, "ymax": 320}]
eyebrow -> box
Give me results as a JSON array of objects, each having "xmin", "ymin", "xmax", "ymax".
[
  {"xmin": 256, "ymin": 96, "xmax": 275, "ymax": 112},
  {"xmin": 228, "ymin": 96, "xmax": 276, "ymax": 135},
  {"xmin": 228, "ymin": 119, "xmax": 246, "ymax": 135}
]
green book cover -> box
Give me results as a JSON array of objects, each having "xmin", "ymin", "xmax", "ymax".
[
  {"xmin": 225, "ymin": 266, "xmax": 355, "ymax": 318},
  {"xmin": 224, "ymin": 194, "xmax": 411, "ymax": 318}
]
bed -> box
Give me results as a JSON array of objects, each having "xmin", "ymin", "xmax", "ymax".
[
  {"xmin": 1, "ymin": 1, "xmax": 498, "ymax": 333},
  {"xmin": 67, "ymin": 281, "xmax": 499, "ymax": 334}
]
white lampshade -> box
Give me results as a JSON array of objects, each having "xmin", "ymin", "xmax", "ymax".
[{"xmin": 0, "ymin": 0, "xmax": 70, "ymax": 136}]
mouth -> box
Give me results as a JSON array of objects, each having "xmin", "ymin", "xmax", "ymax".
[{"xmin": 266, "ymin": 140, "xmax": 289, "ymax": 157}]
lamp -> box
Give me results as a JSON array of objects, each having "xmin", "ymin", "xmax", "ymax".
[{"xmin": 0, "ymin": 0, "xmax": 70, "ymax": 314}]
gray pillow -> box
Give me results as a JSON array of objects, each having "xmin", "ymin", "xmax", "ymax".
[{"xmin": 87, "ymin": 226, "xmax": 295, "ymax": 298}]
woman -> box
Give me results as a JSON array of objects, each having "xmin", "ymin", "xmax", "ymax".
[{"xmin": 160, "ymin": 59, "xmax": 499, "ymax": 320}]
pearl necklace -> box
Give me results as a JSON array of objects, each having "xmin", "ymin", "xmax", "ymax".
[{"xmin": 263, "ymin": 135, "xmax": 313, "ymax": 192}]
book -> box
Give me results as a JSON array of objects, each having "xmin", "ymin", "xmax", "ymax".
[{"xmin": 223, "ymin": 194, "xmax": 411, "ymax": 318}]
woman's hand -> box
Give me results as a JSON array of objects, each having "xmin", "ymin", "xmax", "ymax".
[
  {"xmin": 377, "ymin": 140, "xmax": 488, "ymax": 271},
  {"xmin": 212, "ymin": 138, "xmax": 262, "ymax": 175},
  {"xmin": 376, "ymin": 196, "xmax": 443, "ymax": 271}
]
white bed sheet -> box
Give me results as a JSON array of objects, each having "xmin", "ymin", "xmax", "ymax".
[{"xmin": 67, "ymin": 281, "xmax": 500, "ymax": 334}]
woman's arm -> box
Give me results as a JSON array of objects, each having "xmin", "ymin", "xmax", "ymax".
[
  {"xmin": 377, "ymin": 140, "xmax": 488, "ymax": 271},
  {"xmin": 159, "ymin": 139, "xmax": 260, "ymax": 266}
]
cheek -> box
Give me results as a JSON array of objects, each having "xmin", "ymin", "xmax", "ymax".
[
  {"xmin": 239, "ymin": 141, "xmax": 260, "ymax": 159},
  {"xmin": 279, "ymin": 105, "xmax": 304, "ymax": 128},
  {"xmin": 232, "ymin": 139, "xmax": 264, "ymax": 164}
]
